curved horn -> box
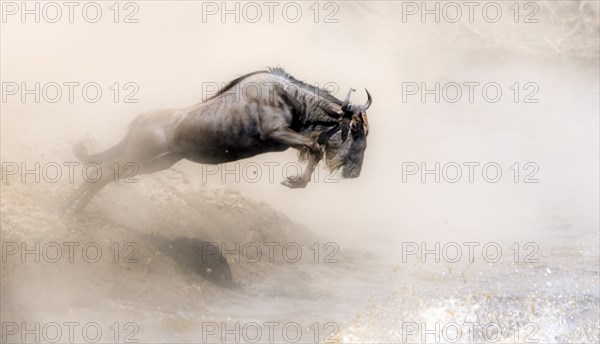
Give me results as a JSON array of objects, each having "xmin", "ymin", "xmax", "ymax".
[
  {"xmin": 341, "ymin": 88, "xmax": 355, "ymax": 112},
  {"xmin": 363, "ymin": 89, "xmax": 372, "ymax": 110}
]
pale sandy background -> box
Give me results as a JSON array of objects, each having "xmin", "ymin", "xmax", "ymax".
[{"xmin": 1, "ymin": 1, "xmax": 599, "ymax": 343}]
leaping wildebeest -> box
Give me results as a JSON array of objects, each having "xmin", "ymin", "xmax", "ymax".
[{"xmin": 63, "ymin": 67, "xmax": 372, "ymax": 214}]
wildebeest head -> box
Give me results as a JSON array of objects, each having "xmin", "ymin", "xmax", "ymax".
[{"xmin": 321, "ymin": 88, "xmax": 371, "ymax": 178}]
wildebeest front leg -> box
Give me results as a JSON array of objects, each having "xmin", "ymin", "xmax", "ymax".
[
  {"xmin": 282, "ymin": 151, "xmax": 321, "ymax": 188},
  {"xmin": 267, "ymin": 127, "xmax": 321, "ymax": 188}
]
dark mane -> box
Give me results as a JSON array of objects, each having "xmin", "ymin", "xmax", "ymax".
[
  {"xmin": 267, "ymin": 67, "xmax": 344, "ymax": 125},
  {"xmin": 205, "ymin": 67, "xmax": 344, "ymax": 138},
  {"xmin": 267, "ymin": 67, "xmax": 343, "ymax": 106},
  {"xmin": 206, "ymin": 70, "xmax": 266, "ymax": 100},
  {"xmin": 207, "ymin": 67, "xmax": 343, "ymax": 107}
]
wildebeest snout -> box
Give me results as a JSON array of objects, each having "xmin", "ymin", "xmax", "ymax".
[{"xmin": 343, "ymin": 166, "xmax": 361, "ymax": 178}]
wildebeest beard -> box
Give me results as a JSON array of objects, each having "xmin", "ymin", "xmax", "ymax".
[{"xmin": 298, "ymin": 114, "xmax": 368, "ymax": 177}]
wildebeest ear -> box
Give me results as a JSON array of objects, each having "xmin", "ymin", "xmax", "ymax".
[{"xmin": 340, "ymin": 125, "xmax": 349, "ymax": 142}]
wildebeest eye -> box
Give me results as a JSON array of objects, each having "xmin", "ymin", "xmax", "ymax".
[{"xmin": 350, "ymin": 121, "xmax": 359, "ymax": 134}]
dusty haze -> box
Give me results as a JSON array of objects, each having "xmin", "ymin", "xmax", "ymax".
[{"xmin": 1, "ymin": 1, "xmax": 599, "ymax": 343}]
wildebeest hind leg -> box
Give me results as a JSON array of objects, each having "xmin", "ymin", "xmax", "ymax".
[
  {"xmin": 138, "ymin": 152, "xmax": 184, "ymax": 175},
  {"xmin": 73, "ymin": 178, "xmax": 113, "ymax": 212},
  {"xmin": 60, "ymin": 182, "xmax": 91, "ymax": 217},
  {"xmin": 73, "ymin": 152, "xmax": 183, "ymax": 210},
  {"xmin": 61, "ymin": 152, "xmax": 183, "ymax": 216},
  {"xmin": 73, "ymin": 152, "xmax": 183, "ymax": 212}
]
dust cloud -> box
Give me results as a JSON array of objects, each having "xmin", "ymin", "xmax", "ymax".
[{"xmin": 1, "ymin": 1, "xmax": 598, "ymax": 343}]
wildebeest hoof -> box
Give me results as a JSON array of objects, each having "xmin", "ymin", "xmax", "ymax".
[{"xmin": 281, "ymin": 175, "xmax": 307, "ymax": 189}]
